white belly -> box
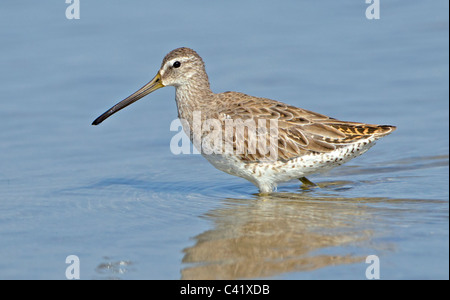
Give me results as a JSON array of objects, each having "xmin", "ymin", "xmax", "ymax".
[{"xmin": 202, "ymin": 138, "xmax": 377, "ymax": 193}]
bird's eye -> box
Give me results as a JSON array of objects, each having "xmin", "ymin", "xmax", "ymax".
[{"xmin": 173, "ymin": 61, "xmax": 181, "ymax": 68}]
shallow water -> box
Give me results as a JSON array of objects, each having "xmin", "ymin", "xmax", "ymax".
[{"xmin": 0, "ymin": 1, "xmax": 448, "ymax": 279}]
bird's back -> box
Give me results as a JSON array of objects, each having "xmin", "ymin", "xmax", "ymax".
[{"xmin": 204, "ymin": 91, "xmax": 396, "ymax": 163}]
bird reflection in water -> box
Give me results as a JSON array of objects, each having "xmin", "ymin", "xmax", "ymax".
[{"xmin": 181, "ymin": 185, "xmax": 397, "ymax": 279}]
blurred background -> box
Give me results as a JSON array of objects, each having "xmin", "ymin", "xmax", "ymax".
[{"xmin": 0, "ymin": 0, "xmax": 448, "ymax": 279}]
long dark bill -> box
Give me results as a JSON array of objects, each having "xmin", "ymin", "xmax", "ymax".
[{"xmin": 92, "ymin": 72, "xmax": 164, "ymax": 125}]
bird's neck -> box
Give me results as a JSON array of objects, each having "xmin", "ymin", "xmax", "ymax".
[{"xmin": 175, "ymin": 80, "xmax": 214, "ymax": 123}]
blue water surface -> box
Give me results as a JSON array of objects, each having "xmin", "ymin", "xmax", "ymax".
[{"xmin": 0, "ymin": 1, "xmax": 448, "ymax": 279}]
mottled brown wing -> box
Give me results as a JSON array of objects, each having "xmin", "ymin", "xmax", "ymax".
[{"xmin": 213, "ymin": 92, "xmax": 396, "ymax": 162}]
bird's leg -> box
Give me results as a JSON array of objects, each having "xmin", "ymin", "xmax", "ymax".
[{"xmin": 299, "ymin": 177, "xmax": 318, "ymax": 187}]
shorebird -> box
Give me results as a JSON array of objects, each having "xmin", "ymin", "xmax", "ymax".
[{"xmin": 92, "ymin": 47, "xmax": 396, "ymax": 193}]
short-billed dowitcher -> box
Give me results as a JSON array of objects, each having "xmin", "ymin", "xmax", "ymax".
[{"xmin": 92, "ymin": 47, "xmax": 396, "ymax": 193}]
